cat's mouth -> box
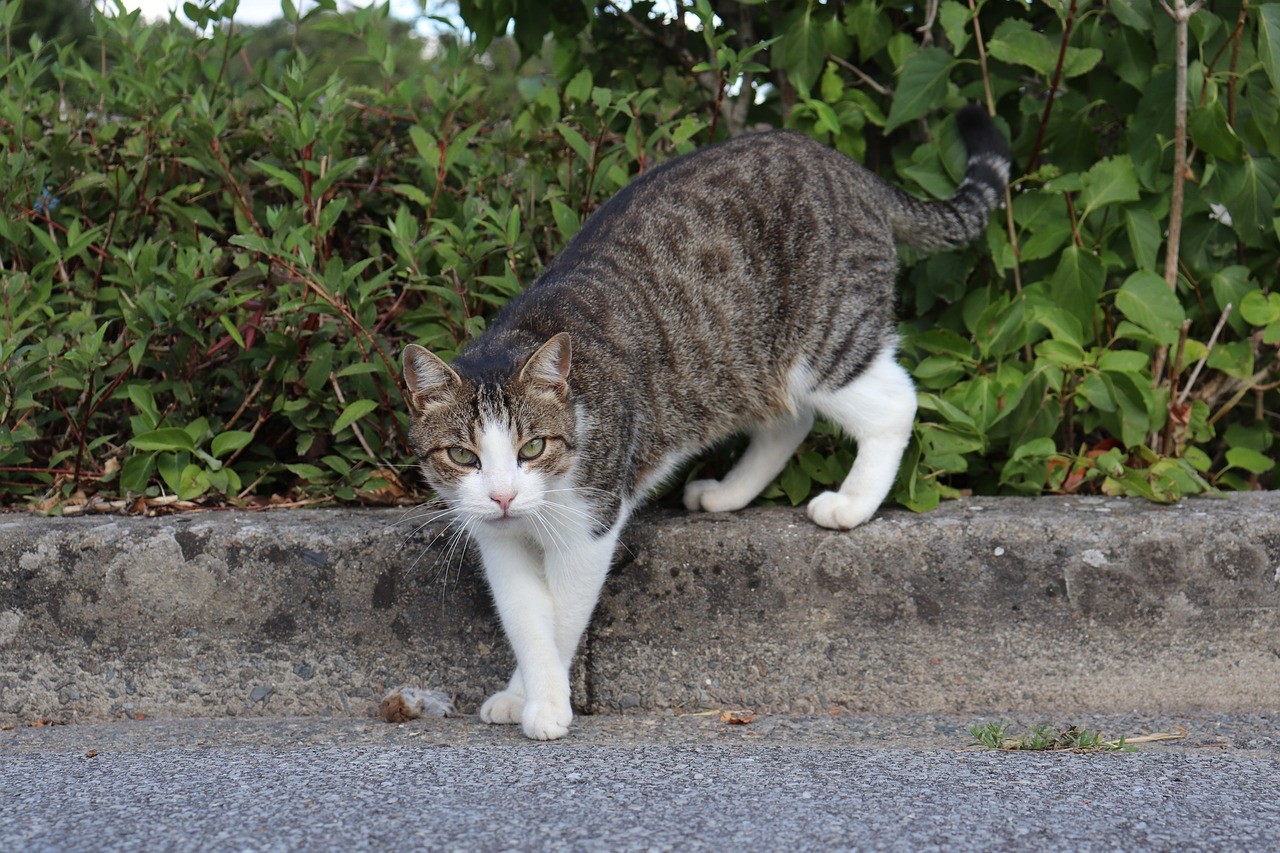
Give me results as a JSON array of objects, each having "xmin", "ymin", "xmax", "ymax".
[{"xmin": 486, "ymin": 512, "xmax": 521, "ymax": 525}]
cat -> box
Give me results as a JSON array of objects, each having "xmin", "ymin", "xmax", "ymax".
[{"xmin": 401, "ymin": 106, "xmax": 1010, "ymax": 740}]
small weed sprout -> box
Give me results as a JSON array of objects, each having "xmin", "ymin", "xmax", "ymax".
[{"xmin": 968, "ymin": 721, "xmax": 1138, "ymax": 753}]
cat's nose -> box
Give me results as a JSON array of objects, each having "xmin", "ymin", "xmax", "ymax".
[{"xmin": 490, "ymin": 491, "xmax": 516, "ymax": 513}]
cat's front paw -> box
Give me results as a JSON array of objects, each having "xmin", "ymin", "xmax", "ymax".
[
  {"xmin": 479, "ymin": 689, "xmax": 525, "ymax": 725},
  {"xmin": 807, "ymin": 491, "xmax": 877, "ymax": 530},
  {"xmin": 683, "ymin": 479, "xmax": 750, "ymax": 513},
  {"xmin": 521, "ymin": 698, "xmax": 573, "ymax": 741}
]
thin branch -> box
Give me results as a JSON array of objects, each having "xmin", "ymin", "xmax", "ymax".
[
  {"xmin": 917, "ymin": 0, "xmax": 941, "ymax": 45},
  {"xmin": 1160, "ymin": 0, "xmax": 1199, "ymax": 293},
  {"xmin": 1207, "ymin": 360, "xmax": 1280, "ymax": 427},
  {"xmin": 1178, "ymin": 303, "xmax": 1232, "ymax": 405},
  {"xmin": 1025, "ymin": 0, "xmax": 1079, "ymax": 175},
  {"xmin": 603, "ymin": 0, "xmax": 698, "ymax": 68},
  {"xmin": 1160, "ymin": 319, "xmax": 1192, "ymax": 454},
  {"xmin": 330, "ymin": 373, "xmax": 386, "ymax": 467},
  {"xmin": 828, "ymin": 55, "xmax": 892, "ymax": 98}
]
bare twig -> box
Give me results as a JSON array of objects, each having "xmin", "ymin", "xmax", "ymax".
[
  {"xmin": 603, "ymin": 0, "xmax": 745, "ymax": 135},
  {"xmin": 828, "ymin": 55, "xmax": 892, "ymax": 98},
  {"xmin": 917, "ymin": 0, "xmax": 941, "ymax": 44},
  {"xmin": 1178, "ymin": 303, "xmax": 1232, "ymax": 405},
  {"xmin": 1207, "ymin": 359, "xmax": 1280, "ymax": 427},
  {"xmin": 1160, "ymin": 319, "xmax": 1192, "ymax": 454},
  {"xmin": 224, "ymin": 355, "xmax": 276, "ymax": 431},
  {"xmin": 330, "ymin": 373, "xmax": 386, "ymax": 466}
]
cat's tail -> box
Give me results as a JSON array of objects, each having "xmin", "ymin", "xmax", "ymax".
[{"xmin": 887, "ymin": 105, "xmax": 1011, "ymax": 251}]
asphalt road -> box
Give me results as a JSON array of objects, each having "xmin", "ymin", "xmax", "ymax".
[{"xmin": 3, "ymin": 713, "xmax": 1278, "ymax": 851}]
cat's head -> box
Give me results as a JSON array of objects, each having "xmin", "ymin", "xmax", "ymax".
[{"xmin": 401, "ymin": 333, "xmax": 578, "ymax": 528}]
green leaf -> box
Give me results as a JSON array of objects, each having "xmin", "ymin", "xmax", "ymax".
[
  {"xmin": 1217, "ymin": 155, "xmax": 1280, "ymax": 244},
  {"xmin": 884, "ymin": 48, "xmax": 953, "ymax": 133},
  {"xmin": 218, "ymin": 315, "xmax": 246, "ymax": 349},
  {"xmin": 1098, "ymin": 350, "xmax": 1149, "ymax": 373},
  {"xmin": 1080, "ymin": 155, "xmax": 1140, "ymax": 220},
  {"xmin": 409, "ymin": 126, "xmax": 440, "ymax": 171},
  {"xmin": 1007, "ymin": 436, "xmax": 1057, "ymax": 463},
  {"xmin": 158, "ymin": 452, "xmax": 187, "ymax": 493},
  {"xmin": 555, "ymin": 123, "xmax": 593, "ymax": 161},
  {"xmin": 1190, "ymin": 101, "xmax": 1245, "ymax": 163},
  {"xmin": 127, "ymin": 385, "xmax": 160, "ymax": 430},
  {"xmin": 550, "ymin": 199, "xmax": 580, "ymax": 241},
  {"xmin": 1115, "ymin": 271, "xmax": 1186, "ymax": 345},
  {"xmin": 1111, "ymin": 0, "xmax": 1153, "ymax": 30},
  {"xmin": 938, "ymin": 1, "xmax": 971, "ymax": 56},
  {"xmin": 805, "ymin": 98, "xmax": 842, "ymax": 135},
  {"xmin": 779, "ymin": 462, "xmax": 812, "ymax": 506},
  {"xmin": 988, "ymin": 19, "xmax": 1053, "ymax": 74},
  {"xmin": 178, "ymin": 464, "xmax": 211, "ymax": 500},
  {"xmin": 1207, "ymin": 340, "xmax": 1255, "ymax": 380},
  {"xmin": 250, "ymin": 160, "xmax": 306, "ymax": 200},
  {"xmin": 1209, "ymin": 267, "xmax": 1254, "ymax": 335},
  {"xmin": 987, "ymin": 19, "xmax": 1099, "ymax": 79},
  {"xmin": 130, "ymin": 428, "xmax": 196, "ymax": 453},
  {"xmin": 333, "ymin": 399, "xmax": 379, "ymax": 434},
  {"xmin": 847, "ymin": 0, "xmax": 893, "ymax": 59},
  {"xmin": 1225, "ymin": 447, "xmax": 1275, "ymax": 475},
  {"xmin": 120, "ymin": 454, "xmax": 155, "ymax": 495},
  {"xmin": 564, "ymin": 68, "xmax": 592, "ymax": 103},
  {"xmin": 286, "ymin": 463, "xmax": 327, "ymax": 482},
  {"xmin": 1036, "ymin": 338, "xmax": 1087, "ymax": 368},
  {"xmin": 1049, "ymin": 246, "xmax": 1105, "ymax": 330},
  {"xmin": 1033, "ymin": 303, "xmax": 1084, "ymax": 347},
  {"xmin": 1124, "ymin": 209, "xmax": 1161, "ymax": 271},
  {"xmin": 775, "ymin": 4, "xmax": 827, "ymax": 91},
  {"xmin": 1241, "ymin": 290, "xmax": 1280, "ymax": 326},
  {"xmin": 1061, "ymin": 48, "xmax": 1102, "ymax": 78},
  {"xmin": 211, "ymin": 430, "xmax": 255, "ymax": 459},
  {"xmin": 1259, "ymin": 4, "xmax": 1280, "ymax": 92},
  {"xmin": 820, "ymin": 61, "xmax": 844, "ymax": 104}
]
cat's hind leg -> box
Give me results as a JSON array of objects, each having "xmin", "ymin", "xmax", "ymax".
[
  {"xmin": 684, "ymin": 412, "xmax": 814, "ymax": 513},
  {"xmin": 804, "ymin": 346, "xmax": 917, "ymax": 530}
]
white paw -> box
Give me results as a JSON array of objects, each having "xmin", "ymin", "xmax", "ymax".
[
  {"xmin": 479, "ymin": 689, "xmax": 525, "ymax": 725},
  {"xmin": 807, "ymin": 491, "xmax": 877, "ymax": 530},
  {"xmin": 521, "ymin": 698, "xmax": 573, "ymax": 741},
  {"xmin": 683, "ymin": 479, "xmax": 750, "ymax": 513}
]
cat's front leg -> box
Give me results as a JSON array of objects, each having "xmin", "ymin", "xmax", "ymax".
[
  {"xmin": 544, "ymin": 525, "xmax": 620, "ymax": 670},
  {"xmin": 476, "ymin": 534, "xmax": 573, "ymax": 740},
  {"xmin": 478, "ymin": 669, "xmax": 525, "ymax": 725}
]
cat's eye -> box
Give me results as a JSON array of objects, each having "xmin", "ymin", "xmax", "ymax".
[
  {"xmin": 445, "ymin": 447, "xmax": 478, "ymax": 467},
  {"xmin": 518, "ymin": 438, "xmax": 546, "ymax": 461}
]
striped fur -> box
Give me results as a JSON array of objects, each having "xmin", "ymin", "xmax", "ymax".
[{"xmin": 401, "ymin": 107, "xmax": 1009, "ymax": 740}]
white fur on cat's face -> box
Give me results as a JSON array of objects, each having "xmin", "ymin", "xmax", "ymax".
[{"xmin": 433, "ymin": 419, "xmax": 561, "ymax": 528}]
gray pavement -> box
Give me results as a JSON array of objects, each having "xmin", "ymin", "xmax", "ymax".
[{"xmin": 3, "ymin": 713, "xmax": 1278, "ymax": 851}]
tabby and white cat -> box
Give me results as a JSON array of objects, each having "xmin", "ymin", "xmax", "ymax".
[{"xmin": 402, "ymin": 106, "xmax": 1010, "ymax": 740}]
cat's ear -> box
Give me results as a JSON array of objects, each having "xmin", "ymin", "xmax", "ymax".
[
  {"xmin": 519, "ymin": 333, "xmax": 571, "ymax": 398},
  {"xmin": 402, "ymin": 344, "xmax": 460, "ymax": 411}
]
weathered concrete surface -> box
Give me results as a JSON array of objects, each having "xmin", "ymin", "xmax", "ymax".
[{"xmin": 1, "ymin": 494, "xmax": 1278, "ymax": 723}]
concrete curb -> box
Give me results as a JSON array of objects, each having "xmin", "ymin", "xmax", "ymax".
[{"xmin": 2, "ymin": 494, "xmax": 1278, "ymax": 723}]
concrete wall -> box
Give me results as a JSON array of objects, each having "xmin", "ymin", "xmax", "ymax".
[{"xmin": 2, "ymin": 494, "xmax": 1277, "ymax": 723}]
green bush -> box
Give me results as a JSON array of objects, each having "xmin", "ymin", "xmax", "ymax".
[{"xmin": 1, "ymin": 0, "xmax": 1276, "ymax": 513}]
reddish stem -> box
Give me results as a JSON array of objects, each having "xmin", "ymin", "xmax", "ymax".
[{"xmin": 1026, "ymin": 0, "xmax": 1080, "ymax": 175}]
